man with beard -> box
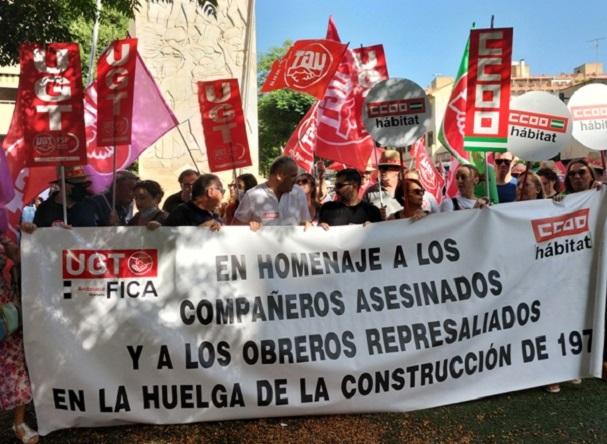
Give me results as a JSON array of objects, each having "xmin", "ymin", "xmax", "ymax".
[
  {"xmin": 363, "ymin": 150, "xmax": 403, "ymax": 219},
  {"xmin": 32, "ymin": 166, "xmax": 99, "ymax": 227},
  {"xmin": 233, "ymin": 156, "xmax": 310, "ymax": 231},
  {"xmin": 318, "ymin": 169, "xmax": 381, "ymax": 227}
]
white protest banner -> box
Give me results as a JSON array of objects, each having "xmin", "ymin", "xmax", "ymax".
[{"xmin": 22, "ymin": 192, "xmax": 607, "ymax": 435}]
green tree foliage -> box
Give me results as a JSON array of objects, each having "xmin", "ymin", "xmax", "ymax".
[
  {"xmin": 0, "ymin": 0, "xmax": 137, "ymax": 68},
  {"xmin": 257, "ymin": 41, "xmax": 315, "ymax": 176}
]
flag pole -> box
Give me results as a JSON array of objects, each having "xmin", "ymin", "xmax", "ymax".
[
  {"xmin": 176, "ymin": 122, "xmax": 201, "ymax": 173},
  {"xmin": 373, "ymin": 141, "xmax": 384, "ymax": 207},
  {"xmin": 60, "ymin": 167, "xmax": 68, "ymax": 225},
  {"xmin": 87, "ymin": 0, "xmax": 103, "ymax": 85},
  {"xmin": 485, "ymin": 15, "xmax": 495, "ymax": 201},
  {"xmin": 399, "ymin": 147, "xmax": 408, "ymax": 215},
  {"xmin": 519, "ymin": 161, "xmax": 531, "ymax": 200}
]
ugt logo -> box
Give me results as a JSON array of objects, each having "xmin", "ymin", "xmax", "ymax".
[
  {"xmin": 286, "ymin": 43, "xmax": 333, "ymax": 89},
  {"xmin": 63, "ymin": 249, "xmax": 158, "ymax": 279}
]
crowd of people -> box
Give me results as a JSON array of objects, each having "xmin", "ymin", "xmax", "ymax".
[{"xmin": 1, "ymin": 151, "xmax": 606, "ymax": 442}]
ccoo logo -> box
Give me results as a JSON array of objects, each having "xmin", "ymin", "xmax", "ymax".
[{"xmin": 531, "ymin": 209, "xmax": 589, "ymax": 243}]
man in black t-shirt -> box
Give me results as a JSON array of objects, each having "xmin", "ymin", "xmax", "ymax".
[
  {"xmin": 164, "ymin": 174, "xmax": 224, "ymax": 229},
  {"xmin": 162, "ymin": 169, "xmax": 200, "ymax": 213},
  {"xmin": 319, "ymin": 169, "xmax": 381, "ymax": 227}
]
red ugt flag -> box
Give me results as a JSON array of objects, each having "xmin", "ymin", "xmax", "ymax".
[
  {"xmin": 198, "ymin": 79, "xmax": 252, "ymax": 172},
  {"xmin": 19, "ymin": 43, "xmax": 87, "ymax": 166},
  {"xmin": 96, "ymin": 38, "xmax": 138, "ymax": 146},
  {"xmin": 262, "ymin": 39, "xmax": 348, "ymax": 100}
]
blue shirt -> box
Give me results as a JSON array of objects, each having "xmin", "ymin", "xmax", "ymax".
[{"xmin": 497, "ymin": 177, "xmax": 518, "ymax": 203}]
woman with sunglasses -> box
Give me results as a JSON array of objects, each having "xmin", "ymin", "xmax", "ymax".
[
  {"xmin": 391, "ymin": 178, "xmax": 428, "ymax": 221},
  {"xmin": 564, "ymin": 159, "xmax": 599, "ymax": 194},
  {"xmin": 441, "ymin": 164, "xmax": 488, "ymax": 211},
  {"xmin": 295, "ymin": 173, "xmax": 321, "ymax": 223},
  {"xmin": 224, "ymin": 174, "xmax": 258, "ymax": 225}
]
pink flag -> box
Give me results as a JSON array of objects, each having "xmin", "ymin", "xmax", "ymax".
[
  {"xmin": 411, "ymin": 137, "xmax": 445, "ymax": 204},
  {"xmin": 85, "ymin": 52, "xmax": 178, "ymax": 192}
]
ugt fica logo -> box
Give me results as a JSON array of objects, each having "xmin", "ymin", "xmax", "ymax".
[
  {"xmin": 286, "ymin": 42, "xmax": 333, "ymax": 89},
  {"xmin": 62, "ymin": 249, "xmax": 158, "ymax": 299}
]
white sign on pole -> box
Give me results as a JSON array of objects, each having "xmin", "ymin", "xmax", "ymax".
[
  {"xmin": 568, "ymin": 83, "xmax": 607, "ymax": 151},
  {"xmin": 22, "ymin": 193, "xmax": 607, "ymax": 435},
  {"xmin": 508, "ymin": 91, "xmax": 572, "ymax": 161},
  {"xmin": 362, "ymin": 78, "xmax": 431, "ymax": 147}
]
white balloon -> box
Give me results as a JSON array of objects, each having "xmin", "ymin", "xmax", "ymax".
[
  {"xmin": 508, "ymin": 91, "xmax": 572, "ymax": 161},
  {"xmin": 568, "ymin": 83, "xmax": 607, "ymax": 151},
  {"xmin": 363, "ymin": 78, "xmax": 431, "ymax": 148}
]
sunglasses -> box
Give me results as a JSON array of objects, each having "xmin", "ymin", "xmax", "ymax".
[
  {"xmin": 409, "ymin": 188, "xmax": 425, "ymax": 196},
  {"xmin": 495, "ymin": 159, "xmax": 512, "ymax": 166},
  {"xmin": 568, "ymin": 169, "xmax": 588, "ymax": 178},
  {"xmin": 379, "ymin": 165, "xmax": 400, "ymax": 172},
  {"xmin": 335, "ymin": 182, "xmax": 354, "ymax": 189},
  {"xmin": 296, "ymin": 179, "xmax": 310, "ymax": 185}
]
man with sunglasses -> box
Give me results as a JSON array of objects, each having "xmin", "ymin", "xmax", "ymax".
[
  {"xmin": 363, "ymin": 150, "xmax": 404, "ymax": 219},
  {"xmin": 318, "ymin": 169, "xmax": 381, "ymax": 227},
  {"xmin": 164, "ymin": 174, "xmax": 224, "ymax": 230},
  {"xmin": 494, "ymin": 152, "xmax": 518, "ymax": 203}
]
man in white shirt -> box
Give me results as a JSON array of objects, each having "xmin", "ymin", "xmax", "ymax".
[{"xmin": 233, "ymin": 156, "xmax": 311, "ymax": 230}]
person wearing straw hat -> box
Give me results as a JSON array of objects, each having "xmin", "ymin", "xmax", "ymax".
[{"xmin": 363, "ymin": 149, "xmax": 403, "ymax": 219}]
